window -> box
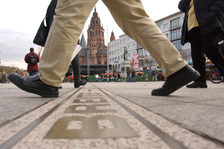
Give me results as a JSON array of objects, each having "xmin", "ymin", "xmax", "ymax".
[
  {"xmin": 171, "ymin": 29, "xmax": 181, "ymax": 40},
  {"xmin": 170, "ymin": 18, "xmax": 180, "ymax": 29},
  {"xmin": 138, "ymin": 49, "xmax": 143, "ymax": 57},
  {"xmin": 132, "ymin": 43, "xmax": 136, "ymax": 47},
  {"xmin": 163, "ymin": 23, "xmax": 168, "ymax": 29}
]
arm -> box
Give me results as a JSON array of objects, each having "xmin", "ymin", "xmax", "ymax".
[
  {"xmin": 24, "ymin": 54, "xmax": 29, "ymax": 63},
  {"xmin": 178, "ymin": 0, "xmax": 190, "ymax": 12}
]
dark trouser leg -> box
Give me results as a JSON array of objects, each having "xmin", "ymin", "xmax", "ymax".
[
  {"xmin": 201, "ymin": 32, "xmax": 224, "ymax": 77},
  {"xmin": 71, "ymin": 54, "xmax": 80, "ymax": 87},
  {"xmin": 189, "ymin": 28, "xmax": 206, "ymax": 83}
]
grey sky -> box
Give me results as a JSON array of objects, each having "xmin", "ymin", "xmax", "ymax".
[{"xmin": 0, "ymin": 0, "xmax": 180, "ymax": 69}]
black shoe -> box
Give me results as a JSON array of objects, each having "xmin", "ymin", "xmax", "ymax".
[
  {"xmin": 151, "ymin": 65, "xmax": 200, "ymax": 96},
  {"xmin": 186, "ymin": 82, "xmax": 207, "ymax": 88},
  {"xmin": 74, "ymin": 82, "xmax": 80, "ymax": 88},
  {"xmin": 74, "ymin": 79, "xmax": 87, "ymax": 88},
  {"xmin": 8, "ymin": 73, "xmax": 58, "ymax": 97}
]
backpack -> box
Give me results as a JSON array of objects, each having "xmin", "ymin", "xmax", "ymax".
[{"xmin": 28, "ymin": 53, "xmax": 37, "ymax": 65}]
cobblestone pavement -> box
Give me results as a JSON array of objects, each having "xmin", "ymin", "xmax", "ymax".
[{"xmin": 0, "ymin": 82, "xmax": 223, "ymax": 149}]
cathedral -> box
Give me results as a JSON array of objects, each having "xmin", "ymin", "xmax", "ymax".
[{"xmin": 79, "ymin": 8, "xmax": 108, "ymax": 75}]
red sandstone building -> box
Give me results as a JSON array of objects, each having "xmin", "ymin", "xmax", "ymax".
[{"xmin": 79, "ymin": 8, "xmax": 110, "ymax": 75}]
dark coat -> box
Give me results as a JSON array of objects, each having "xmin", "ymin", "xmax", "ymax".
[
  {"xmin": 33, "ymin": 0, "xmax": 57, "ymax": 46},
  {"xmin": 178, "ymin": 0, "xmax": 224, "ymax": 45},
  {"xmin": 45, "ymin": 0, "xmax": 57, "ymax": 28}
]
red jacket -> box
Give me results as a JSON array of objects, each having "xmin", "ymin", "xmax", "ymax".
[{"xmin": 24, "ymin": 52, "xmax": 40, "ymax": 72}]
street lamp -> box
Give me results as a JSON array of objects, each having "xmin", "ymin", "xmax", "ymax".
[{"xmin": 87, "ymin": 49, "xmax": 90, "ymax": 76}]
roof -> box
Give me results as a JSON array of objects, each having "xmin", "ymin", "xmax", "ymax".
[
  {"xmin": 79, "ymin": 48, "xmax": 88, "ymax": 57},
  {"xmin": 155, "ymin": 11, "xmax": 182, "ymax": 23}
]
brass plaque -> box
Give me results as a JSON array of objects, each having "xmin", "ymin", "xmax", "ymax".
[
  {"xmin": 64, "ymin": 104, "xmax": 116, "ymax": 113},
  {"xmin": 46, "ymin": 115, "xmax": 138, "ymax": 138},
  {"xmin": 73, "ymin": 98, "xmax": 108, "ymax": 103}
]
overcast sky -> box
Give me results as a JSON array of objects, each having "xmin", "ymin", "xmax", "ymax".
[{"xmin": 0, "ymin": 0, "xmax": 181, "ymax": 69}]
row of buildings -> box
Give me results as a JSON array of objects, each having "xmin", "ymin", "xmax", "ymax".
[{"xmin": 78, "ymin": 9, "xmax": 192, "ymax": 76}]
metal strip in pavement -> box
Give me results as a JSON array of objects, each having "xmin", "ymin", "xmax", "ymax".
[
  {"xmin": 96, "ymin": 86, "xmax": 188, "ymax": 149},
  {"xmin": 0, "ymin": 88, "xmax": 82, "ymax": 149},
  {"xmin": 105, "ymin": 88, "xmax": 224, "ymax": 147}
]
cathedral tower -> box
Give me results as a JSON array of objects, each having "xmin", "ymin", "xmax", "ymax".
[
  {"xmin": 87, "ymin": 8, "xmax": 106, "ymax": 64},
  {"xmin": 110, "ymin": 31, "xmax": 115, "ymax": 41}
]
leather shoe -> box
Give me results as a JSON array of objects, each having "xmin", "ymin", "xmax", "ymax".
[
  {"xmin": 186, "ymin": 82, "xmax": 207, "ymax": 88},
  {"xmin": 8, "ymin": 73, "xmax": 58, "ymax": 97},
  {"xmin": 74, "ymin": 79, "xmax": 87, "ymax": 88},
  {"xmin": 151, "ymin": 65, "xmax": 200, "ymax": 96}
]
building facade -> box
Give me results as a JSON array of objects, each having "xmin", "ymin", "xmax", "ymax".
[
  {"xmin": 108, "ymin": 33, "xmax": 152, "ymax": 75},
  {"xmin": 108, "ymin": 11, "xmax": 192, "ymax": 75},
  {"xmin": 79, "ymin": 8, "xmax": 107, "ymax": 66},
  {"xmin": 79, "ymin": 8, "xmax": 107, "ymax": 75},
  {"xmin": 156, "ymin": 11, "xmax": 192, "ymax": 63}
]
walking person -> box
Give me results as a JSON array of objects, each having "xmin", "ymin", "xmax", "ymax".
[
  {"xmin": 9, "ymin": 0, "xmax": 200, "ymax": 97},
  {"xmin": 24, "ymin": 48, "xmax": 40, "ymax": 76},
  {"xmin": 1, "ymin": 70, "xmax": 7, "ymax": 83},
  {"xmin": 131, "ymin": 69, "xmax": 136, "ymax": 82},
  {"xmin": 126, "ymin": 69, "xmax": 131, "ymax": 82},
  {"xmin": 33, "ymin": 0, "xmax": 86, "ymax": 88},
  {"xmin": 178, "ymin": 0, "xmax": 224, "ymax": 88}
]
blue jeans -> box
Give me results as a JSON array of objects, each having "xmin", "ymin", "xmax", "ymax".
[{"xmin": 29, "ymin": 71, "xmax": 38, "ymax": 76}]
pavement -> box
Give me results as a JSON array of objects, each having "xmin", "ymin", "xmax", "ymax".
[{"xmin": 0, "ymin": 81, "xmax": 223, "ymax": 149}]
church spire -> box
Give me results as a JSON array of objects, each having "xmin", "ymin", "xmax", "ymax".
[{"xmin": 110, "ymin": 30, "xmax": 115, "ymax": 41}]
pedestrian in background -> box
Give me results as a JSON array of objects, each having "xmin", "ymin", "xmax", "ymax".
[
  {"xmin": 24, "ymin": 48, "xmax": 40, "ymax": 76},
  {"xmin": 9, "ymin": 0, "xmax": 200, "ymax": 97},
  {"xmin": 126, "ymin": 69, "xmax": 131, "ymax": 82},
  {"xmin": 178, "ymin": 0, "xmax": 224, "ymax": 88},
  {"xmin": 131, "ymin": 69, "xmax": 136, "ymax": 82}
]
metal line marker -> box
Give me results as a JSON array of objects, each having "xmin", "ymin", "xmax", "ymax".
[
  {"xmin": 0, "ymin": 88, "xmax": 81, "ymax": 149},
  {"xmin": 96, "ymin": 86, "xmax": 188, "ymax": 149}
]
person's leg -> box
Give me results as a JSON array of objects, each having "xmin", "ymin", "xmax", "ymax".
[
  {"xmin": 201, "ymin": 32, "xmax": 224, "ymax": 77},
  {"xmin": 103, "ymin": 0, "xmax": 199, "ymax": 96},
  {"xmin": 8, "ymin": 0, "xmax": 97, "ymax": 97},
  {"xmin": 102, "ymin": 0, "xmax": 187, "ymax": 77},
  {"xmin": 71, "ymin": 54, "xmax": 80, "ymax": 88},
  {"xmin": 39, "ymin": 0, "xmax": 98, "ymax": 87},
  {"xmin": 29, "ymin": 71, "xmax": 36, "ymax": 76},
  {"xmin": 187, "ymin": 28, "xmax": 207, "ymax": 87},
  {"xmin": 33, "ymin": 71, "xmax": 38, "ymax": 76}
]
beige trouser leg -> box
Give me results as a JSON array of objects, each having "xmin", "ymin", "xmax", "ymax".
[
  {"xmin": 39, "ymin": 0, "xmax": 98, "ymax": 87},
  {"xmin": 40, "ymin": 0, "xmax": 187, "ymax": 87},
  {"xmin": 102, "ymin": 0, "xmax": 187, "ymax": 77}
]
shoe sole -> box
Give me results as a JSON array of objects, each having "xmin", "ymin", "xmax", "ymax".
[
  {"xmin": 8, "ymin": 75, "xmax": 58, "ymax": 98},
  {"xmin": 186, "ymin": 86, "xmax": 207, "ymax": 88}
]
